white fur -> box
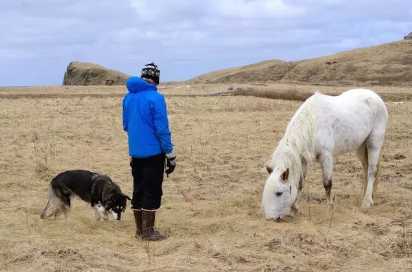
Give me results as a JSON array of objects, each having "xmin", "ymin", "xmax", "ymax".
[
  {"xmin": 262, "ymin": 89, "xmax": 388, "ymax": 220},
  {"xmin": 111, "ymin": 211, "xmax": 119, "ymax": 220},
  {"xmin": 94, "ymin": 203, "xmax": 107, "ymax": 221}
]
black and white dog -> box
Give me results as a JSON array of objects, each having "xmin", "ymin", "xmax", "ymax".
[{"xmin": 40, "ymin": 170, "xmax": 131, "ymax": 221}]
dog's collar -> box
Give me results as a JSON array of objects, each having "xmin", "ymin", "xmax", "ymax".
[{"xmin": 90, "ymin": 174, "xmax": 100, "ymax": 197}]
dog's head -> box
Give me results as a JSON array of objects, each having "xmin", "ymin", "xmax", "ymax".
[
  {"xmin": 95, "ymin": 175, "xmax": 131, "ymax": 220},
  {"xmin": 104, "ymin": 192, "xmax": 131, "ymax": 220}
]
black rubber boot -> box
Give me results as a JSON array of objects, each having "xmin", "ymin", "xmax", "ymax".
[
  {"xmin": 133, "ymin": 209, "xmax": 142, "ymax": 238},
  {"xmin": 141, "ymin": 210, "xmax": 166, "ymax": 241}
]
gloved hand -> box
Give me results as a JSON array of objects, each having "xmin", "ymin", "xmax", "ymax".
[{"xmin": 165, "ymin": 152, "xmax": 176, "ymax": 176}]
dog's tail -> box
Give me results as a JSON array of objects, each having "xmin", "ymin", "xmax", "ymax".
[
  {"xmin": 40, "ymin": 185, "xmax": 58, "ymax": 219},
  {"xmin": 40, "ymin": 201, "xmax": 50, "ymax": 219}
]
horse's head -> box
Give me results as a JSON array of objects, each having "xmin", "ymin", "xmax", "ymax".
[{"xmin": 262, "ymin": 166, "xmax": 299, "ymax": 220}]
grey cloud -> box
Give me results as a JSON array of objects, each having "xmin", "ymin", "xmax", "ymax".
[{"xmin": 1, "ymin": 0, "xmax": 412, "ymax": 85}]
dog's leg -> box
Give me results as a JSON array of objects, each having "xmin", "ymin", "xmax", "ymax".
[
  {"xmin": 42, "ymin": 200, "xmax": 61, "ymax": 219},
  {"xmin": 43, "ymin": 205, "xmax": 59, "ymax": 219},
  {"xmin": 111, "ymin": 211, "xmax": 119, "ymax": 220},
  {"xmin": 103, "ymin": 210, "xmax": 109, "ymax": 221},
  {"xmin": 94, "ymin": 205, "xmax": 101, "ymax": 221},
  {"xmin": 62, "ymin": 205, "xmax": 70, "ymax": 221},
  {"xmin": 94, "ymin": 204, "xmax": 105, "ymax": 221},
  {"xmin": 54, "ymin": 205, "xmax": 64, "ymax": 219},
  {"xmin": 53, "ymin": 209, "xmax": 59, "ymax": 219}
]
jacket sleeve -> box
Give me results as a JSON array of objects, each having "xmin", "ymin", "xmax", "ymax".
[
  {"xmin": 152, "ymin": 95, "xmax": 173, "ymax": 154},
  {"xmin": 122, "ymin": 96, "xmax": 128, "ymax": 132}
]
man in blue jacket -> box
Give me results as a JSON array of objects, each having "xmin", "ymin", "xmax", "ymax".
[{"xmin": 122, "ymin": 63, "xmax": 175, "ymax": 241}]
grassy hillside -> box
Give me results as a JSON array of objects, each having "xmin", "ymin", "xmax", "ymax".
[{"xmin": 193, "ymin": 40, "xmax": 412, "ymax": 86}]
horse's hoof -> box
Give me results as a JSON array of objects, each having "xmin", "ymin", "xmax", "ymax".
[
  {"xmin": 361, "ymin": 199, "xmax": 373, "ymax": 209},
  {"xmin": 327, "ymin": 196, "xmax": 335, "ymax": 206}
]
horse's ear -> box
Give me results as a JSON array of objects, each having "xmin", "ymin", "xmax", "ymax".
[
  {"xmin": 281, "ymin": 168, "xmax": 289, "ymax": 182},
  {"xmin": 265, "ymin": 160, "xmax": 273, "ymax": 174}
]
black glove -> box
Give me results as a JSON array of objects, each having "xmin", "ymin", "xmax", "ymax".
[{"xmin": 165, "ymin": 152, "xmax": 176, "ymax": 176}]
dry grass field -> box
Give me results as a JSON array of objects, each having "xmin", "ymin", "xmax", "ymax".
[{"xmin": 0, "ymin": 84, "xmax": 411, "ymax": 271}]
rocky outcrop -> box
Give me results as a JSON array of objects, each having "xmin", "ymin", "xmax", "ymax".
[{"xmin": 63, "ymin": 62, "xmax": 129, "ymax": 86}]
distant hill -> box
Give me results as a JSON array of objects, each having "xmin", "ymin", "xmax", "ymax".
[
  {"xmin": 192, "ymin": 40, "xmax": 412, "ymax": 86},
  {"xmin": 63, "ymin": 62, "xmax": 129, "ymax": 86}
]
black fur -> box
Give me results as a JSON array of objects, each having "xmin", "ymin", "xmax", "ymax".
[{"xmin": 46, "ymin": 170, "xmax": 130, "ymax": 220}]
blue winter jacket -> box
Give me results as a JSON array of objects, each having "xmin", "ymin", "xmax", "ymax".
[{"xmin": 122, "ymin": 77, "xmax": 173, "ymax": 158}]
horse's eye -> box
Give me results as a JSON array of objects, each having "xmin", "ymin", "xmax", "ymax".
[{"xmin": 275, "ymin": 192, "xmax": 283, "ymax": 197}]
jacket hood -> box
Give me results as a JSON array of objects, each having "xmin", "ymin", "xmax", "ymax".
[{"xmin": 126, "ymin": 76, "xmax": 157, "ymax": 93}]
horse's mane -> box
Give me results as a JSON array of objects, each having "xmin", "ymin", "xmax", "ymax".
[{"xmin": 270, "ymin": 95, "xmax": 318, "ymax": 187}]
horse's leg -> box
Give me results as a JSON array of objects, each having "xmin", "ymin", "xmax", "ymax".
[
  {"xmin": 291, "ymin": 158, "xmax": 307, "ymax": 214},
  {"xmin": 362, "ymin": 134, "xmax": 384, "ymax": 208},
  {"xmin": 320, "ymin": 152, "xmax": 334, "ymax": 204},
  {"xmin": 356, "ymin": 143, "xmax": 368, "ymax": 200},
  {"xmin": 300, "ymin": 157, "xmax": 307, "ymax": 191}
]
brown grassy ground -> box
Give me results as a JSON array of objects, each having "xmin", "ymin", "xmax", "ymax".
[{"xmin": 0, "ymin": 84, "xmax": 411, "ymax": 271}]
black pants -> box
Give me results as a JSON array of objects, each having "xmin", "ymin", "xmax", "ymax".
[{"xmin": 131, "ymin": 154, "xmax": 165, "ymax": 210}]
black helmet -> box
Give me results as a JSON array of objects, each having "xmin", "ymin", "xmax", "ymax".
[{"xmin": 141, "ymin": 63, "xmax": 160, "ymax": 85}]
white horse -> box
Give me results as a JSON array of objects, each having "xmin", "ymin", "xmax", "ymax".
[{"xmin": 262, "ymin": 89, "xmax": 388, "ymax": 220}]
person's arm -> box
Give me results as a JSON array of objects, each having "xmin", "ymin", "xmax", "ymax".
[
  {"xmin": 122, "ymin": 96, "xmax": 128, "ymax": 132},
  {"xmin": 152, "ymin": 95, "xmax": 173, "ymax": 154},
  {"xmin": 153, "ymin": 95, "xmax": 176, "ymax": 176}
]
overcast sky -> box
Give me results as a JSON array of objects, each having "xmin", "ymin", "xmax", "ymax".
[{"xmin": 1, "ymin": 0, "xmax": 411, "ymax": 86}]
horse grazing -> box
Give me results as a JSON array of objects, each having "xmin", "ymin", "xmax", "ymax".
[{"xmin": 262, "ymin": 89, "xmax": 388, "ymax": 220}]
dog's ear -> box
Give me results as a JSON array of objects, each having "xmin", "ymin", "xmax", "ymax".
[{"xmin": 101, "ymin": 186, "xmax": 114, "ymax": 205}]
